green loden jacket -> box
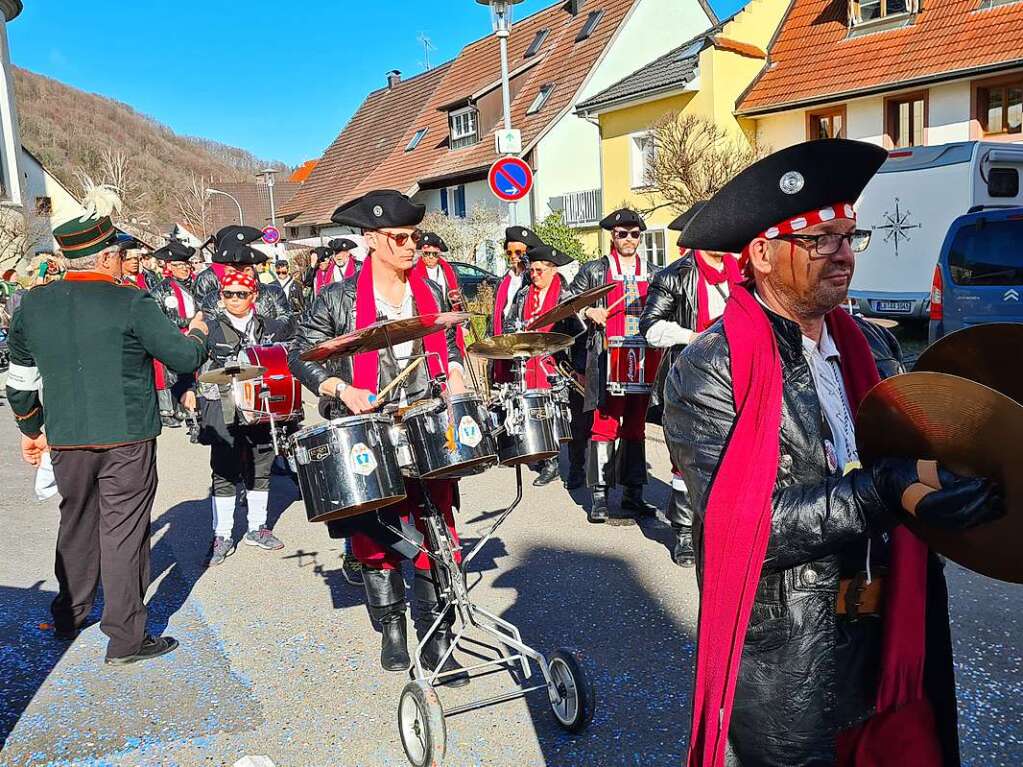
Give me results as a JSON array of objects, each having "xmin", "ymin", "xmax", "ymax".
[{"xmin": 5, "ymin": 271, "xmax": 208, "ymax": 448}]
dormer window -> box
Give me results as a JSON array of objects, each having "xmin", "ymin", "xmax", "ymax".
[
  {"xmin": 849, "ymin": 0, "xmax": 915, "ymax": 25},
  {"xmin": 449, "ymin": 106, "xmax": 479, "ymax": 149},
  {"xmin": 525, "ymin": 28, "xmax": 549, "ymax": 58}
]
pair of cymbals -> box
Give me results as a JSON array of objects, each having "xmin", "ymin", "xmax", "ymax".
[
  {"xmin": 856, "ymin": 323, "xmax": 1023, "ymax": 583},
  {"xmin": 467, "ymin": 331, "xmax": 574, "ymax": 360}
]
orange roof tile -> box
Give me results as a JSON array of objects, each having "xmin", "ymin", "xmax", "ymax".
[
  {"xmin": 738, "ymin": 0, "xmax": 1023, "ymax": 114},
  {"xmin": 289, "ymin": 160, "xmax": 318, "ymax": 184}
]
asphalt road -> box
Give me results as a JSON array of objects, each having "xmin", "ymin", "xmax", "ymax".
[{"xmin": 0, "ymin": 380, "xmax": 1020, "ymax": 766}]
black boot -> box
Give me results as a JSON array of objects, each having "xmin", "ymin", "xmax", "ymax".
[
  {"xmin": 565, "ymin": 464, "xmax": 585, "ymax": 490},
  {"xmin": 672, "ymin": 528, "xmax": 696, "ymax": 567},
  {"xmin": 533, "ymin": 458, "xmax": 560, "ymax": 487},
  {"xmin": 586, "ymin": 442, "xmax": 614, "ymax": 524},
  {"xmin": 621, "ymin": 486, "xmax": 658, "ymax": 517},
  {"xmin": 616, "ymin": 440, "xmax": 657, "ymax": 518},
  {"xmin": 414, "ymin": 572, "xmax": 469, "ymax": 687},
  {"xmin": 665, "ymin": 484, "xmax": 695, "ymax": 566},
  {"xmin": 363, "ymin": 568, "xmax": 410, "ymax": 672}
]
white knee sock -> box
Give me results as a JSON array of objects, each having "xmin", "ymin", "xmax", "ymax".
[
  {"xmin": 212, "ymin": 495, "xmax": 236, "ymax": 539},
  {"xmin": 247, "ymin": 490, "xmax": 269, "ymax": 532}
]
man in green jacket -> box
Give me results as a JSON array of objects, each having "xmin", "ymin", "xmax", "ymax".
[{"xmin": 5, "ymin": 193, "xmax": 209, "ymax": 665}]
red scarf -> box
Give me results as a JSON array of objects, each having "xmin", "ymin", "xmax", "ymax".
[
  {"xmin": 315, "ymin": 258, "xmax": 354, "ymax": 296},
  {"xmin": 688, "ymin": 287, "xmax": 937, "ymax": 767},
  {"xmin": 209, "ymin": 263, "xmax": 227, "ymax": 280},
  {"xmin": 351, "ymin": 255, "xmax": 448, "ymax": 393},
  {"xmin": 413, "ymin": 256, "xmax": 466, "ymax": 355},
  {"xmin": 604, "ymin": 249, "xmax": 649, "ymax": 338},
  {"xmin": 169, "ymin": 279, "xmax": 189, "ymax": 319},
  {"xmin": 491, "ymin": 271, "xmax": 519, "ymax": 385},
  {"xmin": 523, "ymin": 275, "xmax": 563, "ymax": 389},
  {"xmin": 129, "ymin": 272, "xmax": 148, "ymax": 290},
  {"xmin": 694, "ymin": 252, "xmax": 742, "ymax": 332}
]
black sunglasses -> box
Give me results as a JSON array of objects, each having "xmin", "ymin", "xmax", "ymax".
[
  {"xmin": 612, "ymin": 229, "xmax": 642, "ymax": 240},
  {"xmin": 222, "ymin": 290, "xmax": 252, "ymax": 299}
]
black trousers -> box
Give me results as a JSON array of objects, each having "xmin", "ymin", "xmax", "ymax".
[
  {"xmin": 49, "ymin": 440, "xmax": 158, "ymax": 658},
  {"xmin": 567, "ymin": 387, "xmax": 593, "ymax": 470},
  {"xmin": 210, "ymin": 428, "xmax": 274, "ymax": 497}
]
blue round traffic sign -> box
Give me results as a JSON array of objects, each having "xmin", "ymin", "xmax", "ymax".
[
  {"xmin": 262, "ymin": 225, "xmax": 281, "ymax": 245},
  {"xmin": 488, "ymin": 157, "xmax": 533, "ymax": 202}
]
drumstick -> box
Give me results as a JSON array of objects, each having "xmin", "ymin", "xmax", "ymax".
[{"xmin": 376, "ymin": 357, "xmax": 426, "ymax": 404}]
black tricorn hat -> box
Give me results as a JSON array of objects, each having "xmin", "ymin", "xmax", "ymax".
[
  {"xmin": 330, "ymin": 189, "xmax": 425, "ymax": 230},
  {"xmin": 311, "ymin": 246, "xmax": 334, "ymax": 261},
  {"xmin": 153, "ymin": 240, "xmax": 196, "ymax": 262},
  {"xmin": 504, "ymin": 226, "xmax": 543, "ymax": 249},
  {"xmin": 678, "ymin": 139, "xmax": 888, "ymax": 253},
  {"xmin": 599, "ymin": 208, "xmax": 646, "ymax": 232},
  {"xmin": 213, "ymin": 242, "xmax": 267, "ymax": 266},
  {"xmin": 328, "ymin": 237, "xmax": 358, "ymax": 252},
  {"xmin": 526, "ymin": 244, "xmax": 573, "ymax": 267},
  {"xmin": 214, "ymin": 225, "xmax": 264, "ymax": 251},
  {"xmin": 669, "ymin": 201, "xmax": 707, "ymax": 248},
  {"xmin": 419, "ymin": 232, "xmax": 449, "ymax": 252}
]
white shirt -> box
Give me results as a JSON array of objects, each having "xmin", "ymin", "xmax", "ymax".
[
  {"xmin": 503, "ymin": 271, "xmax": 525, "ymax": 321},
  {"xmin": 425, "ymin": 264, "xmax": 446, "ymax": 290},
  {"xmin": 226, "ymin": 310, "xmax": 257, "ymax": 344},
  {"xmin": 645, "ymin": 262, "xmax": 730, "ymax": 349},
  {"xmin": 802, "ymin": 322, "xmax": 858, "ymax": 471}
]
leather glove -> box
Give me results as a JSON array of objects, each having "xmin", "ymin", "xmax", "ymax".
[
  {"xmin": 872, "ymin": 458, "xmax": 1004, "ymax": 530},
  {"xmin": 870, "ymin": 457, "xmax": 920, "ymax": 513}
]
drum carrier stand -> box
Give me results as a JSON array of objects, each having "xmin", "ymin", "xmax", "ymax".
[{"xmin": 377, "ymin": 356, "xmax": 596, "ymax": 767}]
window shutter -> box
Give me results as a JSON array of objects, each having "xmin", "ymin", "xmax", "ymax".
[{"xmin": 440, "ymin": 188, "xmax": 449, "ymax": 216}]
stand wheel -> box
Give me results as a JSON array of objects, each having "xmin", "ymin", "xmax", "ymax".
[
  {"xmin": 548, "ymin": 648, "xmax": 596, "ymax": 733},
  {"xmin": 398, "ymin": 679, "xmax": 446, "ymax": 767}
]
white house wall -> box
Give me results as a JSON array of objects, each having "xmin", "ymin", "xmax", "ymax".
[{"xmin": 928, "ymin": 81, "xmax": 971, "ymax": 144}]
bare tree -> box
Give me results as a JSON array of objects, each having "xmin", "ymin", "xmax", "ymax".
[
  {"xmin": 420, "ymin": 203, "xmax": 505, "ymax": 271},
  {"xmin": 644, "ymin": 113, "xmax": 766, "ymax": 217},
  {"xmin": 0, "ymin": 207, "xmax": 50, "ymax": 273},
  {"xmin": 175, "ymin": 172, "xmax": 214, "ymax": 242}
]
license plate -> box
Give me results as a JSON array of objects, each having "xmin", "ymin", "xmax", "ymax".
[{"xmin": 874, "ymin": 300, "xmax": 913, "ymax": 314}]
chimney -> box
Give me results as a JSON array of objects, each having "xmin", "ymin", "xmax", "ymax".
[
  {"xmin": 568, "ymin": 0, "xmax": 585, "ymax": 15},
  {"xmin": 387, "ymin": 70, "xmax": 402, "ymax": 89}
]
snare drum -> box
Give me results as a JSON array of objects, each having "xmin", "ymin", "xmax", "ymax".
[
  {"xmin": 496, "ymin": 389, "xmax": 559, "ymax": 466},
  {"xmin": 399, "ymin": 394, "xmax": 498, "ymax": 479},
  {"xmin": 233, "ymin": 344, "xmax": 303, "ymax": 425},
  {"xmin": 291, "ymin": 414, "xmax": 406, "ymax": 523},
  {"xmin": 606, "ymin": 336, "xmax": 663, "ymax": 396}
]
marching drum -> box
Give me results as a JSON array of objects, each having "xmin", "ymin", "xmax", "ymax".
[
  {"xmin": 291, "ymin": 414, "xmax": 406, "ymax": 523},
  {"xmin": 495, "ymin": 389, "xmax": 560, "ymax": 466},
  {"xmin": 233, "ymin": 344, "xmax": 303, "ymax": 425},
  {"xmin": 606, "ymin": 336, "xmax": 662, "ymax": 396},
  {"xmin": 398, "ymin": 393, "xmax": 498, "ymax": 479}
]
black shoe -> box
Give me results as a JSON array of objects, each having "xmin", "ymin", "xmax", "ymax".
[
  {"xmin": 532, "ymin": 460, "xmax": 560, "ymax": 487},
  {"xmin": 588, "ymin": 489, "xmax": 609, "ymax": 524},
  {"xmin": 420, "ymin": 628, "xmax": 470, "ymax": 688},
  {"xmin": 621, "ymin": 486, "xmax": 658, "ymax": 517},
  {"xmin": 161, "ymin": 414, "xmax": 181, "ymax": 428},
  {"xmin": 364, "ymin": 568, "xmax": 410, "ymax": 672},
  {"xmin": 53, "ymin": 626, "xmax": 78, "ymax": 641},
  {"xmin": 380, "ymin": 615, "xmax": 411, "ymax": 672},
  {"xmin": 565, "ymin": 466, "xmax": 585, "ymax": 490},
  {"xmin": 414, "ymin": 574, "xmax": 469, "ymax": 687},
  {"xmin": 672, "ymin": 529, "xmax": 696, "ymax": 567},
  {"xmin": 105, "ymin": 635, "xmax": 179, "ymax": 666}
]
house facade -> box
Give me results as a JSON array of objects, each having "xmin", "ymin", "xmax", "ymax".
[
  {"xmin": 575, "ymin": 0, "xmax": 789, "ymax": 263},
  {"xmin": 281, "ymin": 0, "xmax": 718, "ymax": 259},
  {"xmin": 737, "ymin": 0, "xmax": 1023, "ymax": 150}
]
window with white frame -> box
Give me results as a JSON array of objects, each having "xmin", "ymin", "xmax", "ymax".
[
  {"xmin": 527, "ymin": 83, "xmax": 555, "ymax": 115},
  {"xmin": 642, "ymin": 230, "xmax": 667, "ymax": 267},
  {"xmin": 449, "ymin": 107, "xmax": 479, "ymax": 149},
  {"xmin": 630, "ymin": 132, "xmax": 657, "ymax": 189},
  {"xmin": 405, "ymin": 127, "xmax": 428, "ymax": 152}
]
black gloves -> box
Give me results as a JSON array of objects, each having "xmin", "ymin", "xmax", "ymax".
[{"xmin": 872, "ymin": 458, "xmax": 1004, "ymax": 530}]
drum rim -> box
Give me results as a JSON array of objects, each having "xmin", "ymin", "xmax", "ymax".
[{"xmin": 607, "ymin": 336, "xmax": 647, "ymax": 346}]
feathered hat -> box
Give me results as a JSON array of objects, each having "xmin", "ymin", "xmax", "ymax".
[{"xmin": 53, "ymin": 179, "xmax": 125, "ymax": 259}]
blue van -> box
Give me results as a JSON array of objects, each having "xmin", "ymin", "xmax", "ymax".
[{"xmin": 929, "ymin": 206, "xmax": 1023, "ymax": 342}]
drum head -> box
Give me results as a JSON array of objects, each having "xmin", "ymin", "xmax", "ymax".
[
  {"xmin": 421, "ymin": 455, "xmax": 498, "ymax": 479},
  {"xmin": 500, "ymin": 450, "xmax": 559, "ymax": 467}
]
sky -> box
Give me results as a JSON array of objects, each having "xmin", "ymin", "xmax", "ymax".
[{"xmin": 8, "ymin": 0, "xmax": 747, "ymax": 168}]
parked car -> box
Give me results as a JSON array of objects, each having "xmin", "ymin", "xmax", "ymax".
[
  {"xmin": 929, "ymin": 206, "xmax": 1023, "ymax": 342},
  {"xmin": 449, "ymin": 261, "xmax": 500, "ymax": 303},
  {"xmin": 851, "ymin": 141, "xmax": 1023, "ymax": 321}
]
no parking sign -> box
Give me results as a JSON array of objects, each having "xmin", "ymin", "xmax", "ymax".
[{"xmin": 487, "ymin": 157, "xmax": 533, "ymax": 203}]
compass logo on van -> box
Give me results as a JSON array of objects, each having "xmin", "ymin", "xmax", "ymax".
[{"xmin": 874, "ymin": 198, "xmax": 921, "ymax": 257}]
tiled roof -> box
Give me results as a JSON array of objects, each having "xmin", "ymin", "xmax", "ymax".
[
  {"xmin": 282, "ymin": 0, "xmax": 644, "ymax": 225},
  {"xmin": 289, "ymin": 160, "xmax": 318, "ymax": 183},
  {"xmin": 738, "ymin": 0, "xmax": 1023, "ymax": 114}
]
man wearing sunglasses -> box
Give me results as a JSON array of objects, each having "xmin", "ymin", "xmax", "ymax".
[
  {"xmin": 275, "ymin": 259, "xmax": 304, "ymax": 313},
  {"xmin": 193, "ymin": 269, "xmax": 292, "ymax": 566},
  {"xmin": 289, "ymin": 190, "xmax": 470, "ymax": 683},
  {"xmin": 569, "ymin": 208, "xmax": 661, "ymax": 524},
  {"xmin": 665, "ymin": 140, "xmax": 1001, "ymax": 767},
  {"xmin": 490, "ymin": 226, "xmax": 541, "ymax": 384},
  {"xmin": 414, "ymin": 232, "xmax": 466, "ymax": 354},
  {"xmin": 197, "ymin": 229, "xmax": 293, "ymax": 329}
]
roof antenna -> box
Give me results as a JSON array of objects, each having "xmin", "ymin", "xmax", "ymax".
[{"xmin": 417, "ymin": 32, "xmax": 437, "ymax": 70}]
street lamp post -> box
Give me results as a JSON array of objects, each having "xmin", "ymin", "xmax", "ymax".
[
  {"xmin": 259, "ymin": 168, "xmax": 280, "ymax": 257},
  {"xmin": 476, "ymin": 0, "xmax": 524, "ymax": 226},
  {"xmin": 206, "ymin": 187, "xmax": 243, "ymax": 226}
]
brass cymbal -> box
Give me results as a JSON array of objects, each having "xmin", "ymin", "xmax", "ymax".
[
  {"xmin": 865, "ymin": 317, "xmax": 899, "ymax": 329},
  {"xmin": 198, "ymin": 364, "xmax": 266, "ymax": 385},
  {"xmin": 856, "ymin": 371, "xmax": 1023, "ymax": 584},
  {"xmin": 300, "ymin": 312, "xmax": 470, "ymax": 362},
  {"xmin": 467, "ymin": 332, "xmax": 574, "ymax": 360},
  {"xmin": 525, "ymin": 283, "xmax": 616, "ymax": 331},
  {"xmin": 913, "ymin": 322, "xmax": 1023, "ymax": 406}
]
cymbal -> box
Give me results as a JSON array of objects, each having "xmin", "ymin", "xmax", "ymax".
[
  {"xmin": 913, "ymin": 322, "xmax": 1023, "ymax": 406},
  {"xmin": 865, "ymin": 317, "xmax": 899, "ymax": 329},
  {"xmin": 856, "ymin": 371, "xmax": 1023, "ymax": 584},
  {"xmin": 467, "ymin": 332, "xmax": 574, "ymax": 360},
  {"xmin": 525, "ymin": 283, "xmax": 616, "ymax": 331},
  {"xmin": 198, "ymin": 364, "xmax": 266, "ymax": 385},
  {"xmin": 300, "ymin": 312, "xmax": 470, "ymax": 362}
]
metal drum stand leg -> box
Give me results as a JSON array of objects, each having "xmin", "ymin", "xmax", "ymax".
[{"xmin": 395, "ymin": 468, "xmax": 596, "ymax": 767}]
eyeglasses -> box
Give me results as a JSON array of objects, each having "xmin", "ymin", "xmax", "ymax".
[
  {"xmin": 379, "ymin": 229, "xmax": 422, "ymax": 247},
  {"xmin": 775, "ymin": 229, "xmax": 872, "ymax": 258},
  {"xmin": 612, "ymin": 229, "xmax": 642, "ymax": 240},
  {"xmin": 529, "ymin": 265, "xmax": 552, "ymax": 274},
  {"xmin": 222, "ymin": 290, "xmax": 252, "ymax": 299},
  {"xmin": 506, "ymin": 247, "xmax": 527, "ymax": 257}
]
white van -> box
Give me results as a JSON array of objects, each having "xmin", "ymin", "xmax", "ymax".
[{"xmin": 851, "ymin": 141, "xmax": 1023, "ymax": 320}]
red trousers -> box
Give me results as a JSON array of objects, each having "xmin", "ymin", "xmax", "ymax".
[
  {"xmin": 591, "ymin": 393, "xmax": 649, "ymax": 442},
  {"xmin": 351, "ymin": 479, "xmax": 460, "ymax": 572}
]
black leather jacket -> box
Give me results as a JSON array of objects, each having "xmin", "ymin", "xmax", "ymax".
[
  {"xmin": 192, "ymin": 266, "xmax": 221, "ymax": 306},
  {"xmin": 568, "ymin": 255, "xmax": 661, "ymax": 411},
  {"xmin": 663, "ymin": 294, "xmax": 959, "ymax": 766},
  {"xmin": 288, "ymin": 275, "xmax": 463, "ymax": 419},
  {"xmin": 199, "ymin": 277, "xmax": 292, "ymax": 327},
  {"xmin": 150, "ymin": 276, "xmax": 198, "ymax": 330},
  {"xmin": 638, "ymin": 253, "xmax": 698, "ymax": 412},
  {"xmin": 506, "ymin": 276, "xmax": 584, "ymax": 380},
  {"xmin": 276, "ymin": 276, "xmax": 305, "ymax": 314}
]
